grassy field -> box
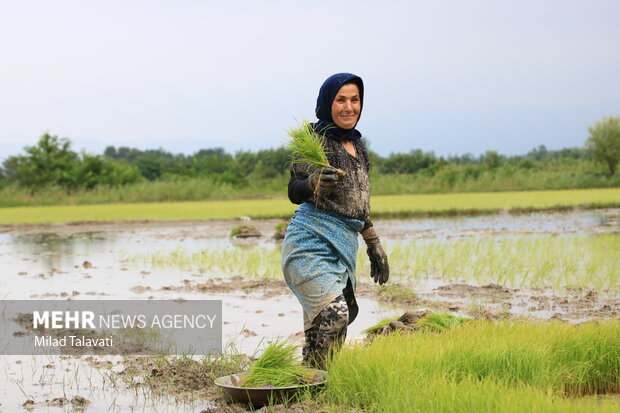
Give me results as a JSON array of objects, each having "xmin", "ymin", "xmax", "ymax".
[
  {"xmin": 1, "ymin": 188, "xmax": 619, "ymax": 224},
  {"xmin": 324, "ymin": 320, "xmax": 620, "ymax": 413}
]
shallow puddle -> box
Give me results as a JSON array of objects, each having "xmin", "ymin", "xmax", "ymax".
[{"xmin": 0, "ymin": 353, "xmax": 219, "ymax": 412}]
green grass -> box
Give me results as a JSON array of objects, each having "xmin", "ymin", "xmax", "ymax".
[
  {"xmin": 0, "ymin": 175, "xmax": 289, "ymax": 207},
  {"xmin": 1, "ymin": 188, "xmax": 619, "ymax": 224},
  {"xmin": 324, "ymin": 320, "xmax": 620, "ymax": 412},
  {"xmin": 2, "ymin": 158, "xmax": 619, "ymax": 208},
  {"xmin": 370, "ymin": 188, "xmax": 620, "ymax": 217}
]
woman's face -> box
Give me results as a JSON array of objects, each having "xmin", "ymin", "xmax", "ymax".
[{"xmin": 331, "ymin": 83, "xmax": 361, "ymax": 130}]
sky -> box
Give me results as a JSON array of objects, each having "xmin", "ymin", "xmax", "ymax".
[{"xmin": 1, "ymin": 0, "xmax": 619, "ymax": 162}]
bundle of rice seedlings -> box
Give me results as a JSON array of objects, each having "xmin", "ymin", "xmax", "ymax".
[
  {"xmin": 362, "ymin": 316, "xmax": 400, "ymax": 334},
  {"xmin": 241, "ymin": 340, "xmax": 315, "ymax": 388},
  {"xmin": 287, "ymin": 120, "xmax": 346, "ymax": 183},
  {"xmin": 363, "ymin": 312, "xmax": 468, "ymax": 336},
  {"xmin": 418, "ymin": 312, "xmax": 468, "ymax": 332}
]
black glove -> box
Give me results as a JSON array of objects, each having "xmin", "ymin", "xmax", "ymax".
[
  {"xmin": 362, "ymin": 227, "xmax": 389, "ymax": 285},
  {"xmin": 367, "ymin": 242, "xmax": 389, "ymax": 285},
  {"xmin": 307, "ymin": 167, "xmax": 340, "ymax": 196}
]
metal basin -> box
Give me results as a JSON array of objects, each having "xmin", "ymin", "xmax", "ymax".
[{"xmin": 214, "ymin": 370, "xmax": 327, "ymax": 407}]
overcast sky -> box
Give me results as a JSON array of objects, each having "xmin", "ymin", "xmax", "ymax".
[{"xmin": 1, "ymin": 0, "xmax": 619, "ymax": 161}]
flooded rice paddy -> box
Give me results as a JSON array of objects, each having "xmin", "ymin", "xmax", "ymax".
[{"xmin": 0, "ymin": 209, "xmax": 618, "ymax": 411}]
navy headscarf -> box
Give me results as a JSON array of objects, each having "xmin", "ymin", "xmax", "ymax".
[{"xmin": 313, "ymin": 72, "xmax": 364, "ymax": 142}]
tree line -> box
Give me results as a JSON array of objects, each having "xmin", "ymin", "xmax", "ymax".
[{"xmin": 1, "ymin": 115, "xmax": 618, "ymax": 191}]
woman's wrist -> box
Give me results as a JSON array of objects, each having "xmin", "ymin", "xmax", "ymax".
[{"xmin": 361, "ymin": 226, "xmax": 380, "ymax": 246}]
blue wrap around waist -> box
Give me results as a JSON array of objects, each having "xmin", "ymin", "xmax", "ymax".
[{"xmin": 281, "ymin": 202, "xmax": 364, "ymax": 330}]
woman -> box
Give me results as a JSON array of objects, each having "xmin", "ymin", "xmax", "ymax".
[{"xmin": 282, "ymin": 72, "xmax": 389, "ymax": 369}]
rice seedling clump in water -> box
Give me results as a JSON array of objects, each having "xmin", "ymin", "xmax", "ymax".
[{"xmin": 241, "ymin": 340, "xmax": 315, "ymax": 388}]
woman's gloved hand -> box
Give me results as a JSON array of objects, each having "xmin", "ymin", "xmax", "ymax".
[
  {"xmin": 362, "ymin": 227, "xmax": 389, "ymax": 285},
  {"xmin": 307, "ymin": 167, "xmax": 340, "ymax": 196}
]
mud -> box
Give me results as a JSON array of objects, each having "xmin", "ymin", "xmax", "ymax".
[
  {"xmin": 131, "ymin": 276, "xmax": 289, "ymax": 299},
  {"xmin": 21, "ymin": 395, "xmax": 90, "ymax": 410},
  {"xmin": 127, "ymin": 273, "xmax": 619, "ymax": 325},
  {"xmin": 0, "ymin": 218, "xmax": 287, "ymax": 239},
  {"xmin": 4, "ymin": 207, "xmax": 615, "ymax": 240},
  {"xmin": 118, "ymin": 355, "xmax": 241, "ymax": 402}
]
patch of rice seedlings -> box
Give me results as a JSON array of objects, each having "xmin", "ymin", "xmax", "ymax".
[
  {"xmin": 363, "ymin": 312, "xmax": 468, "ymax": 335},
  {"xmin": 229, "ymin": 226, "xmax": 243, "ymax": 237},
  {"xmin": 358, "ymin": 233, "xmax": 620, "ymax": 291},
  {"xmin": 241, "ymin": 340, "xmax": 314, "ymax": 388},
  {"xmin": 377, "ymin": 283, "xmax": 419, "ymax": 302},
  {"xmin": 325, "ymin": 320, "xmax": 620, "ymax": 413},
  {"xmin": 122, "ymin": 246, "xmax": 283, "ymax": 278},
  {"xmin": 123, "ymin": 232, "xmax": 620, "ymax": 290},
  {"xmin": 418, "ymin": 312, "xmax": 469, "ymax": 332}
]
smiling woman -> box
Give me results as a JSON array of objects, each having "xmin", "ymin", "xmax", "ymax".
[{"xmin": 282, "ymin": 72, "xmax": 390, "ymax": 369}]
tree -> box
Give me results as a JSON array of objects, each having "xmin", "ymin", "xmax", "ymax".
[
  {"xmin": 3, "ymin": 134, "xmax": 142, "ymax": 189},
  {"xmin": 2, "ymin": 133, "xmax": 79, "ymax": 187},
  {"xmin": 586, "ymin": 115, "xmax": 620, "ymax": 175},
  {"xmin": 527, "ymin": 145, "xmax": 548, "ymax": 161},
  {"xmin": 483, "ymin": 150, "xmax": 502, "ymax": 169}
]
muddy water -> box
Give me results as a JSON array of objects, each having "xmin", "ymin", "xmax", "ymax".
[
  {"xmin": 0, "ymin": 209, "xmax": 617, "ymax": 411},
  {"xmin": 0, "ymin": 353, "xmax": 219, "ymax": 412},
  {"xmin": 0, "ymin": 221, "xmax": 395, "ymax": 410},
  {"xmin": 381, "ymin": 209, "xmax": 616, "ymax": 240}
]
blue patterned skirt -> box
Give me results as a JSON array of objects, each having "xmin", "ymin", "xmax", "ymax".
[{"xmin": 281, "ymin": 202, "xmax": 364, "ymax": 330}]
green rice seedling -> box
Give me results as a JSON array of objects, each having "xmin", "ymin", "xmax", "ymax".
[
  {"xmin": 241, "ymin": 340, "xmax": 315, "ymax": 388},
  {"xmin": 362, "ymin": 316, "xmax": 400, "ymax": 334},
  {"xmin": 324, "ymin": 320, "xmax": 620, "ymax": 413},
  {"xmin": 229, "ymin": 226, "xmax": 243, "ymax": 237},
  {"xmin": 357, "ymin": 233, "xmax": 620, "ymax": 291},
  {"xmin": 377, "ymin": 283, "xmax": 419, "ymax": 302},
  {"xmin": 418, "ymin": 312, "xmax": 469, "ymax": 332},
  {"xmin": 122, "ymin": 246, "xmax": 283, "ymax": 278},
  {"xmin": 125, "ymin": 231, "xmax": 619, "ymax": 289},
  {"xmin": 274, "ymin": 221, "xmax": 288, "ymax": 232},
  {"xmin": 287, "ymin": 120, "xmax": 332, "ymax": 171},
  {"xmin": 364, "ymin": 312, "xmax": 468, "ymax": 335},
  {"xmin": 286, "ymin": 120, "xmax": 346, "ymax": 194}
]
